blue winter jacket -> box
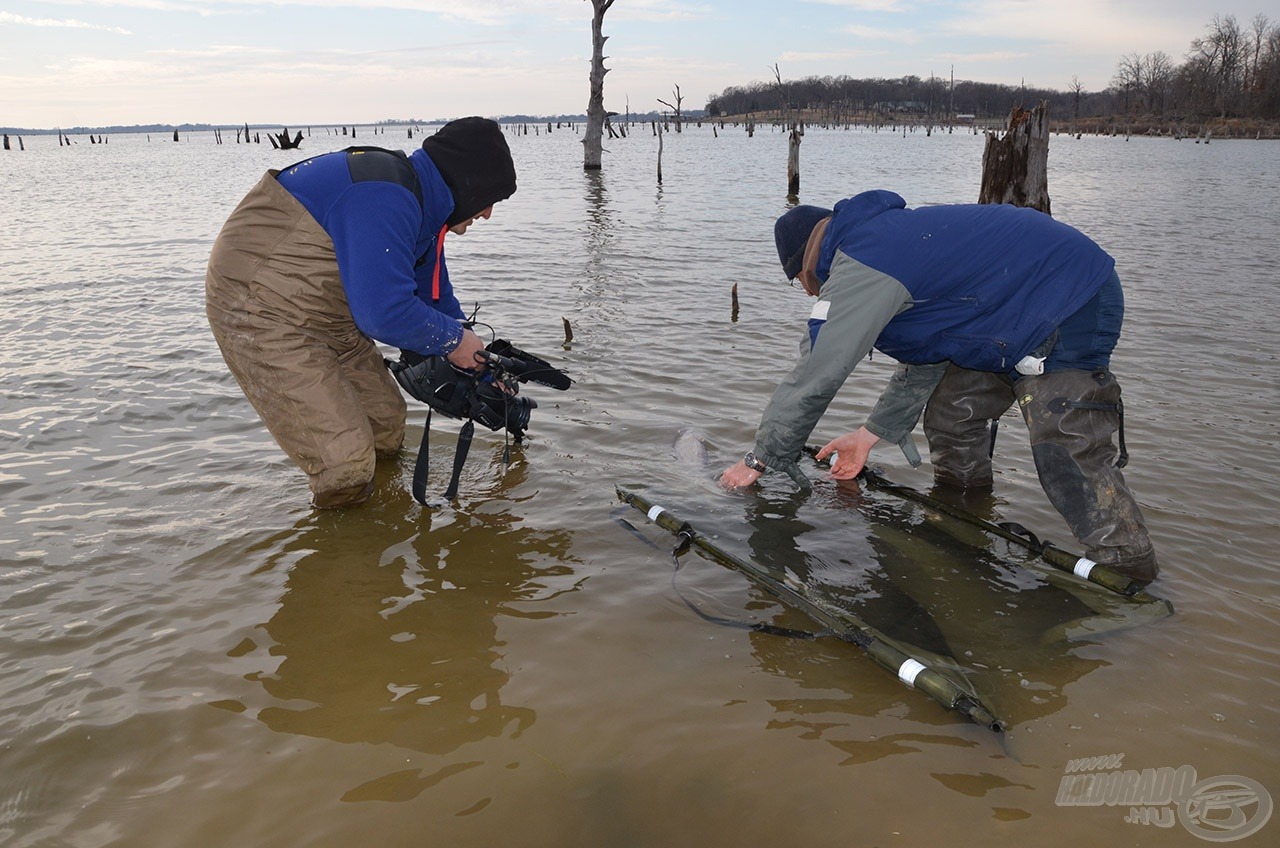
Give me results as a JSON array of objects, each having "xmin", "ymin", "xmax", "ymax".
[
  {"xmin": 753, "ymin": 190, "xmax": 1117, "ymax": 474},
  {"xmin": 276, "ymin": 147, "xmax": 465, "ymax": 356},
  {"xmin": 816, "ymin": 190, "xmax": 1114, "ymax": 372}
]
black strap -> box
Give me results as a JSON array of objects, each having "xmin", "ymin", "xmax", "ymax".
[
  {"xmin": 411, "ymin": 409, "xmax": 433, "ymax": 505},
  {"xmin": 410, "ymin": 411, "xmax": 476, "ymax": 505},
  {"xmin": 996, "ymin": 521, "xmax": 1052, "ymax": 554},
  {"xmin": 443, "ymin": 420, "xmax": 475, "ymax": 501}
]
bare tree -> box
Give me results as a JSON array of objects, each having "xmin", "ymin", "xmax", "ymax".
[
  {"xmin": 1069, "ymin": 76, "xmax": 1084, "ymax": 131},
  {"xmin": 1112, "ymin": 52, "xmax": 1143, "ymax": 113},
  {"xmin": 583, "ymin": 0, "xmax": 615, "ymax": 170},
  {"xmin": 1246, "ymin": 14, "xmax": 1272, "ymax": 111},
  {"xmin": 1141, "ymin": 51, "xmax": 1175, "ymax": 113},
  {"xmin": 772, "ymin": 63, "xmax": 791, "ymax": 126},
  {"xmin": 657, "ymin": 84, "xmax": 684, "ymax": 132},
  {"xmin": 1190, "ymin": 14, "xmax": 1245, "ymax": 116}
]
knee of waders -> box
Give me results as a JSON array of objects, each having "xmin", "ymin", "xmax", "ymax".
[{"xmin": 1019, "ymin": 371, "xmax": 1120, "ymax": 436}]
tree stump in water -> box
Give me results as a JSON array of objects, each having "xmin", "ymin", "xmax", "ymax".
[
  {"xmin": 979, "ymin": 102, "xmax": 1051, "ymax": 215},
  {"xmin": 268, "ymin": 129, "xmax": 304, "ymax": 150},
  {"xmin": 786, "ymin": 125, "xmax": 801, "ymax": 197}
]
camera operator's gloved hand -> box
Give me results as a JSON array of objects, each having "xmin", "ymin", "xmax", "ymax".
[{"xmin": 447, "ymin": 327, "xmax": 486, "ymax": 372}]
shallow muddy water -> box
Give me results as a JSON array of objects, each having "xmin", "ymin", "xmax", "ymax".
[{"xmin": 1, "ymin": 122, "xmax": 1277, "ymax": 846}]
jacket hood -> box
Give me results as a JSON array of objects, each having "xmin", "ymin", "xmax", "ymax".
[
  {"xmin": 421, "ymin": 117, "xmax": 517, "ymax": 226},
  {"xmin": 831, "ymin": 190, "xmax": 907, "ymax": 228}
]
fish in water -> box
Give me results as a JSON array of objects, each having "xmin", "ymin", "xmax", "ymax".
[{"xmin": 671, "ymin": 427, "xmax": 710, "ymax": 467}]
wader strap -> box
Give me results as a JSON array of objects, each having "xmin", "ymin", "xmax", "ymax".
[
  {"xmin": 1049, "ymin": 397, "xmax": 1128, "ymax": 468},
  {"xmin": 411, "ymin": 409, "xmax": 433, "ymax": 505},
  {"xmin": 989, "ymin": 419, "xmax": 999, "ymax": 459}
]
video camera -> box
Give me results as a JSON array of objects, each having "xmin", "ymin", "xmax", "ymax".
[
  {"xmin": 386, "ymin": 338, "xmax": 571, "ymax": 504},
  {"xmin": 388, "ymin": 339, "xmax": 570, "ymax": 439}
]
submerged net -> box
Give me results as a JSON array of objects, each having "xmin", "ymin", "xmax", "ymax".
[{"xmin": 616, "ymin": 457, "xmax": 1172, "ymax": 732}]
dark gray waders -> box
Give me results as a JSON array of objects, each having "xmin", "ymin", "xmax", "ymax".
[{"xmin": 924, "ymin": 365, "xmax": 1157, "ymax": 585}]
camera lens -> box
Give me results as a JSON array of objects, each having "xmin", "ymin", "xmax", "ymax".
[{"xmin": 506, "ymin": 396, "xmax": 536, "ymax": 436}]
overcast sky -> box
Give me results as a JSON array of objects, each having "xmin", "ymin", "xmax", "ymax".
[{"xmin": 2, "ymin": 0, "xmax": 1276, "ymax": 128}]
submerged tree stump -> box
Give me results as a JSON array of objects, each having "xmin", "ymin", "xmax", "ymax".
[
  {"xmin": 979, "ymin": 102, "xmax": 1051, "ymax": 214},
  {"xmin": 787, "ymin": 125, "xmax": 801, "ymax": 197}
]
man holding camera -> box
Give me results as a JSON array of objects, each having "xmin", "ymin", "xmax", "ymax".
[
  {"xmin": 720, "ymin": 192, "xmax": 1158, "ymax": 584},
  {"xmin": 206, "ymin": 117, "xmax": 517, "ymax": 508}
]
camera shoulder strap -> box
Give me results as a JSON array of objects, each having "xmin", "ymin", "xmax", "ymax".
[
  {"xmin": 411, "ymin": 409, "xmax": 433, "ymax": 505},
  {"xmin": 443, "ymin": 420, "xmax": 474, "ymax": 500},
  {"xmin": 410, "ymin": 411, "xmax": 475, "ymax": 506}
]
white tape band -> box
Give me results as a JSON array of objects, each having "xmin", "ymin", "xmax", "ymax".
[
  {"xmin": 811, "ymin": 301, "xmax": 831, "ymax": 321},
  {"xmin": 1074, "ymin": 557, "xmax": 1097, "ymax": 579},
  {"xmin": 897, "ymin": 659, "xmax": 926, "ymax": 687},
  {"xmin": 647, "ymin": 505, "xmax": 666, "ymax": 522}
]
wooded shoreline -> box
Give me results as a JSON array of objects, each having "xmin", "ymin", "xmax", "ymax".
[{"xmin": 702, "ymin": 110, "xmax": 1280, "ymax": 140}]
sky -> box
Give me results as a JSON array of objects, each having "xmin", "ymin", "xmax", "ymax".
[{"xmin": 2, "ymin": 0, "xmax": 1277, "ymax": 129}]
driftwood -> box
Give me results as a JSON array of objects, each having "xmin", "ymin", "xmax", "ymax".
[
  {"xmin": 979, "ymin": 102, "xmax": 1051, "ymax": 214},
  {"xmin": 268, "ymin": 129, "xmax": 304, "ymax": 150}
]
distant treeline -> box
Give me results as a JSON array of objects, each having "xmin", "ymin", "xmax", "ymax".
[
  {"xmin": 706, "ymin": 13, "xmax": 1280, "ymax": 124},
  {"xmin": 3, "ymin": 111, "xmax": 710, "ymax": 138}
]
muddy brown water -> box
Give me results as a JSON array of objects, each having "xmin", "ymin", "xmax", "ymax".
[{"xmin": 1, "ymin": 125, "xmax": 1277, "ymax": 846}]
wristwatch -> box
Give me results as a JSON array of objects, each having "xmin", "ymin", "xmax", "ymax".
[{"xmin": 743, "ymin": 451, "xmax": 768, "ymax": 473}]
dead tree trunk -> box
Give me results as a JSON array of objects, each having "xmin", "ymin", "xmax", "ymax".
[
  {"xmin": 657, "ymin": 84, "xmax": 684, "ymax": 133},
  {"xmin": 656, "ymin": 123, "xmax": 664, "ymax": 184},
  {"xmin": 787, "ymin": 126, "xmax": 801, "ymax": 197},
  {"xmin": 979, "ymin": 102, "xmax": 1051, "ymax": 214},
  {"xmin": 583, "ymin": 0, "xmax": 615, "ymax": 170}
]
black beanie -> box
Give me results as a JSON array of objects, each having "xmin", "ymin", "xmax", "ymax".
[
  {"xmin": 421, "ymin": 117, "xmax": 517, "ymax": 226},
  {"xmin": 775, "ymin": 204, "xmax": 832, "ymax": 280}
]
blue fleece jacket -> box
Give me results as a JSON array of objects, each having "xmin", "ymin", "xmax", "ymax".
[{"xmin": 275, "ymin": 147, "xmax": 465, "ymax": 356}]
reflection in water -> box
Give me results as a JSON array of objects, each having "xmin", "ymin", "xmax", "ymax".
[
  {"xmin": 245, "ymin": 462, "xmax": 575, "ymax": 797},
  {"xmin": 582, "ymin": 170, "xmax": 615, "ymax": 292},
  {"xmin": 730, "ymin": 477, "xmax": 1116, "ymax": 741}
]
